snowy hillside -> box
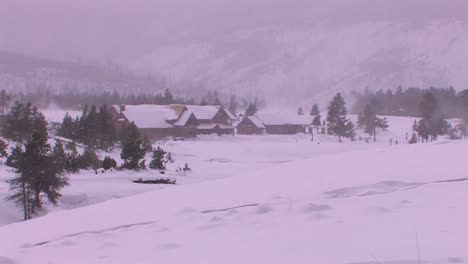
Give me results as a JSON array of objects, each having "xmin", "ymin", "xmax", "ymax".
[
  {"xmin": 132, "ymin": 19, "xmax": 468, "ymax": 105},
  {"xmin": 0, "ymin": 116, "xmax": 467, "ymax": 263}
]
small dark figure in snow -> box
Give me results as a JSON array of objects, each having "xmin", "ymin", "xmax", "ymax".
[
  {"xmin": 395, "ymin": 140, "xmax": 399, "ymax": 145},
  {"xmin": 389, "ymin": 138, "xmax": 393, "ymax": 145},
  {"xmin": 405, "ymin": 132, "xmax": 408, "ymax": 141}
]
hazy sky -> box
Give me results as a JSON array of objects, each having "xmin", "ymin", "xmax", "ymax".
[{"xmin": 1, "ymin": 0, "xmax": 467, "ymax": 62}]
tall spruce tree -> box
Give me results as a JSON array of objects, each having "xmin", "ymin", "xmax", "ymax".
[
  {"xmin": 7, "ymin": 130, "xmax": 69, "ymax": 220},
  {"xmin": 120, "ymin": 122, "xmax": 146, "ymax": 170},
  {"xmin": 326, "ymin": 93, "xmax": 354, "ymax": 142}
]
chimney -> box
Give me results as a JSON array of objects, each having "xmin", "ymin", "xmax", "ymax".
[{"xmin": 120, "ymin": 104, "xmax": 126, "ymax": 113}]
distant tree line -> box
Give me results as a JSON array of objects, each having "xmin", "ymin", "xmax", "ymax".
[{"xmin": 352, "ymin": 87, "xmax": 468, "ymax": 118}]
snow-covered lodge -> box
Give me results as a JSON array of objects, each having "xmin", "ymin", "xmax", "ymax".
[
  {"xmin": 235, "ymin": 113, "xmax": 314, "ymax": 135},
  {"xmin": 111, "ymin": 104, "xmax": 236, "ymax": 139}
]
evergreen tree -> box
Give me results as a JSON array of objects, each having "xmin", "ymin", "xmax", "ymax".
[
  {"xmin": 57, "ymin": 113, "xmax": 75, "ymax": 139},
  {"xmin": 0, "ymin": 89, "xmax": 11, "ymax": 116},
  {"xmin": 359, "ymin": 103, "xmax": 389, "ymax": 141},
  {"xmin": 51, "ymin": 141, "xmax": 67, "ymax": 174},
  {"xmin": 120, "ymin": 122, "xmax": 146, "ymax": 170},
  {"xmin": 149, "ymin": 146, "xmax": 167, "ymax": 170},
  {"xmin": 297, "ymin": 107, "xmax": 304, "ymax": 115},
  {"xmin": 65, "ymin": 142, "xmax": 81, "ymax": 173},
  {"xmin": 164, "ymin": 89, "xmax": 174, "ymax": 104},
  {"xmin": 310, "ymin": 104, "xmax": 320, "ymax": 116},
  {"xmin": 5, "ymin": 144, "xmax": 23, "ymax": 168},
  {"xmin": 79, "ymin": 147, "xmax": 100, "ymax": 170},
  {"xmin": 0, "ymin": 138, "xmax": 8, "ymax": 163},
  {"xmin": 142, "ymin": 135, "xmax": 153, "ymax": 153},
  {"xmin": 2, "ymin": 102, "xmax": 48, "ymax": 143},
  {"xmin": 326, "ymin": 93, "xmax": 353, "ymax": 142},
  {"xmin": 102, "ymin": 156, "xmax": 117, "ymax": 170},
  {"xmin": 312, "ymin": 115, "xmax": 321, "ymax": 134},
  {"xmin": 409, "ymin": 132, "xmax": 418, "ymax": 144},
  {"xmin": 7, "ymin": 131, "xmax": 69, "ymax": 220},
  {"xmin": 97, "ymin": 104, "xmax": 117, "ymax": 150}
]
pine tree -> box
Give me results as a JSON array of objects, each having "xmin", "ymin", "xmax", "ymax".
[
  {"xmin": 2, "ymin": 102, "xmax": 48, "ymax": 143},
  {"xmin": 57, "ymin": 113, "xmax": 75, "ymax": 139},
  {"xmin": 297, "ymin": 107, "xmax": 304, "ymax": 115},
  {"xmin": 326, "ymin": 93, "xmax": 353, "ymax": 142},
  {"xmin": 149, "ymin": 146, "xmax": 167, "ymax": 170},
  {"xmin": 6, "ymin": 144, "xmax": 23, "ymax": 168},
  {"xmin": 310, "ymin": 104, "xmax": 320, "ymax": 116},
  {"xmin": 142, "ymin": 135, "xmax": 153, "ymax": 152},
  {"xmin": 65, "ymin": 142, "xmax": 81, "ymax": 173},
  {"xmin": 120, "ymin": 122, "xmax": 146, "ymax": 170},
  {"xmin": 102, "ymin": 156, "xmax": 117, "ymax": 170},
  {"xmin": 51, "ymin": 140, "xmax": 67, "ymax": 174},
  {"xmin": 0, "ymin": 138, "xmax": 8, "ymax": 163},
  {"xmin": 7, "ymin": 130, "xmax": 69, "ymax": 220},
  {"xmin": 164, "ymin": 89, "xmax": 174, "ymax": 104},
  {"xmin": 97, "ymin": 104, "xmax": 117, "ymax": 151},
  {"xmin": 409, "ymin": 132, "xmax": 418, "ymax": 144},
  {"xmin": 79, "ymin": 147, "xmax": 100, "ymax": 170},
  {"xmin": 359, "ymin": 102, "xmax": 389, "ymax": 141},
  {"xmin": 312, "ymin": 115, "xmax": 321, "ymax": 134}
]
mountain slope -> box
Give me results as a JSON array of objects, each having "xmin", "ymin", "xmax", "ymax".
[{"xmin": 132, "ymin": 19, "xmax": 468, "ymax": 105}]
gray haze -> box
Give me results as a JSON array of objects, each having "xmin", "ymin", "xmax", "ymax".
[{"xmin": 2, "ymin": 0, "xmax": 468, "ymax": 105}]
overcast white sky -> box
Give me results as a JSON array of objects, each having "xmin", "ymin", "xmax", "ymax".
[{"xmin": 1, "ymin": 0, "xmax": 467, "ymax": 62}]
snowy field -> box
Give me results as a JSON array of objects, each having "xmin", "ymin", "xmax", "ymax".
[{"xmin": 1, "ymin": 116, "xmax": 467, "ymax": 264}]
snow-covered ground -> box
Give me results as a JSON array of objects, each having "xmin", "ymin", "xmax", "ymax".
[{"xmin": 0, "ymin": 116, "xmax": 467, "ymax": 264}]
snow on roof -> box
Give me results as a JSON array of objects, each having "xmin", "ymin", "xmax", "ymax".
[
  {"xmin": 255, "ymin": 113, "xmax": 314, "ymax": 126},
  {"xmin": 40, "ymin": 109, "xmax": 81, "ymax": 123},
  {"xmin": 247, "ymin": 115, "xmax": 266, "ymax": 128},
  {"xmin": 113, "ymin": 105, "xmax": 180, "ymax": 129},
  {"xmin": 185, "ymin": 105, "xmax": 222, "ymax": 120},
  {"xmin": 173, "ymin": 111, "xmax": 194, "ymax": 127}
]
